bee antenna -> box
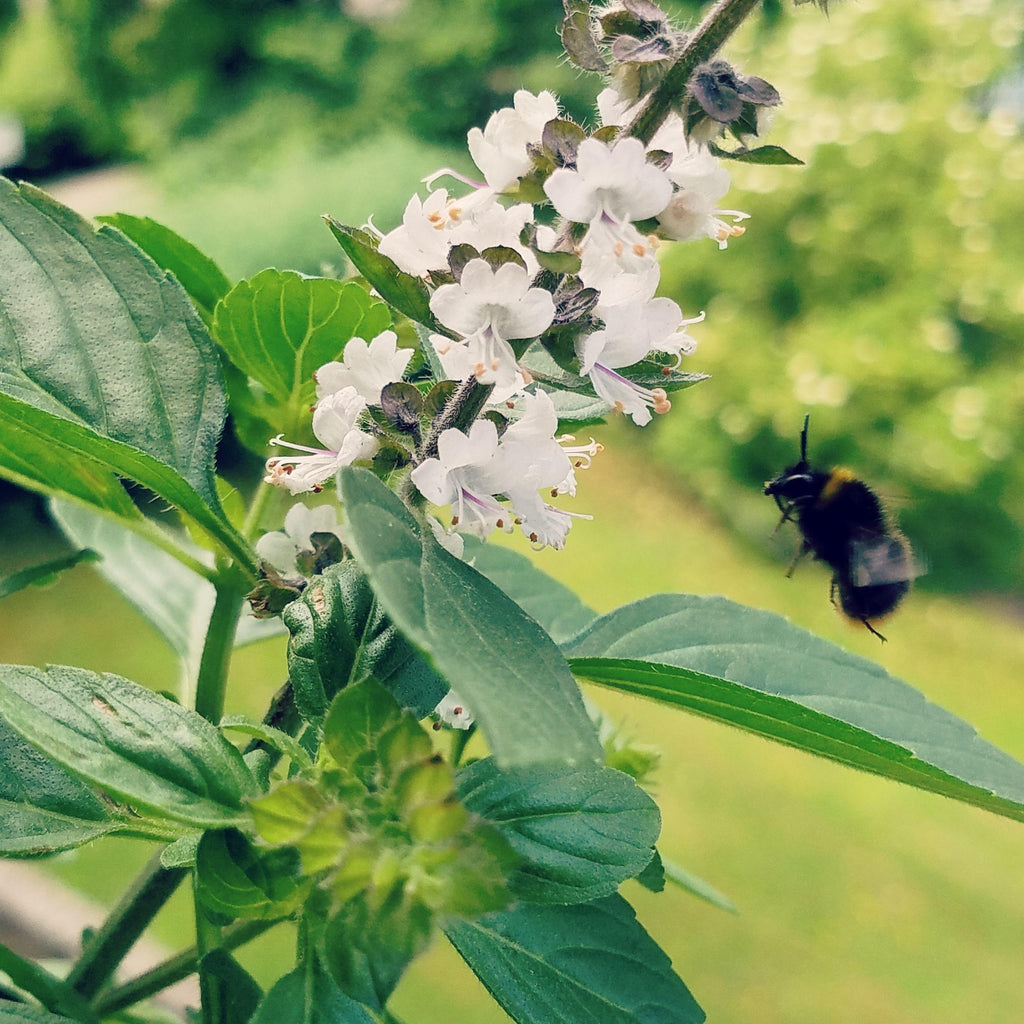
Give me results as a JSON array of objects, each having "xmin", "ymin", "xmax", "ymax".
[{"xmin": 799, "ymin": 413, "xmax": 810, "ymax": 463}]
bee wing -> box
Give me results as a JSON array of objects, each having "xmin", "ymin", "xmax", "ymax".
[{"xmin": 848, "ymin": 534, "xmax": 924, "ymax": 587}]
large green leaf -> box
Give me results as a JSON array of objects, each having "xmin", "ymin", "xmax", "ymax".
[
  {"xmin": 337, "ymin": 467, "xmax": 601, "ymax": 767},
  {"xmin": 462, "ymin": 538, "xmax": 596, "ymax": 645},
  {"xmin": 51, "ymin": 498, "xmax": 282, "ymax": 693},
  {"xmin": 0, "ymin": 178, "xmax": 254, "ymax": 574},
  {"xmin": 0, "ymin": 665, "xmax": 258, "ymax": 825},
  {"xmin": 444, "ymin": 895, "xmax": 704, "ymax": 1024},
  {"xmin": 566, "ymin": 594, "xmax": 1024, "ymax": 823},
  {"xmin": 284, "ymin": 560, "xmax": 447, "ymax": 722},
  {"xmin": 457, "ymin": 757, "xmax": 660, "ymax": 904},
  {"xmin": 0, "ymin": 717, "xmax": 120, "ymax": 855},
  {"xmin": 96, "ymin": 213, "xmax": 232, "ymax": 326},
  {"xmin": 212, "ymin": 269, "xmax": 389, "ymax": 434}
]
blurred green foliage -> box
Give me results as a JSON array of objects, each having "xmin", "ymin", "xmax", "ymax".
[{"xmin": 657, "ymin": 0, "xmax": 1024, "ymax": 593}]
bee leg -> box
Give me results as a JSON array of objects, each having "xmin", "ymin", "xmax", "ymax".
[
  {"xmin": 829, "ymin": 576, "xmax": 838, "ymax": 607},
  {"xmin": 861, "ymin": 618, "xmax": 888, "ymax": 643},
  {"xmin": 785, "ymin": 541, "xmax": 811, "ymax": 578}
]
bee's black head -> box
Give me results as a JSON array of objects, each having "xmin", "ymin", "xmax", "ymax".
[{"xmin": 764, "ymin": 415, "xmax": 817, "ymax": 508}]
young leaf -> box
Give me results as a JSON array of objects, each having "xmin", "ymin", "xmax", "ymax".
[
  {"xmin": 213, "ymin": 270, "xmax": 389, "ymax": 418},
  {"xmin": 457, "ymin": 757, "xmax": 660, "ymax": 904},
  {"xmin": 337, "ymin": 467, "xmax": 602, "ymax": 767},
  {"xmin": 325, "ymin": 217, "xmax": 442, "ymax": 332},
  {"xmin": 0, "ymin": 665, "xmax": 258, "ymax": 825},
  {"xmin": 0, "ymin": 548, "xmax": 98, "ymax": 600},
  {"xmin": 251, "ymin": 958, "xmax": 377, "ymax": 1024},
  {"xmin": 444, "ymin": 895, "xmax": 705, "ymax": 1024},
  {"xmin": 461, "ymin": 537, "xmax": 596, "ymax": 644},
  {"xmin": 566, "ymin": 594, "xmax": 1024, "ymax": 823},
  {"xmin": 709, "ymin": 142, "xmax": 804, "ymax": 165},
  {"xmin": 321, "ymin": 678, "xmax": 406, "ymax": 774},
  {"xmin": 283, "ymin": 560, "xmax": 447, "ymax": 722},
  {"xmin": 321, "ymin": 893, "xmax": 433, "ymax": 1011},
  {"xmin": 0, "ymin": 718, "xmax": 121, "ymax": 855},
  {"xmin": 96, "ymin": 213, "xmax": 232, "ymax": 326},
  {"xmin": 196, "ymin": 829, "xmax": 305, "ymax": 920},
  {"xmin": 0, "ymin": 178, "xmax": 254, "ymax": 574}
]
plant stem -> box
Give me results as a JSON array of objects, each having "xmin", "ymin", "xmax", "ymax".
[
  {"xmin": 65, "ymin": 852, "xmax": 188, "ymax": 1000},
  {"xmin": 625, "ymin": 0, "xmax": 764, "ymax": 145},
  {"xmin": 415, "ymin": 375, "xmax": 494, "ymax": 463},
  {"xmin": 193, "ymin": 879, "xmax": 225, "ymax": 1024},
  {"xmin": 193, "ymin": 572, "xmax": 247, "ymax": 723},
  {"xmin": 0, "ymin": 941, "xmax": 97, "ymax": 1020},
  {"xmin": 242, "ymin": 478, "xmax": 277, "ymax": 543},
  {"xmin": 92, "ymin": 920, "xmax": 278, "ymax": 1017}
]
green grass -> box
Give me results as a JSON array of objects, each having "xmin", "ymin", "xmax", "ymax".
[{"xmin": 2, "ymin": 442, "xmax": 1022, "ymax": 1022}]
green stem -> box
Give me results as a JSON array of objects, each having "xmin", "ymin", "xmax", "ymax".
[
  {"xmin": 66, "ymin": 852, "xmax": 188, "ymax": 1000},
  {"xmin": 625, "ymin": 0, "xmax": 765, "ymax": 145},
  {"xmin": 0, "ymin": 941, "xmax": 97, "ymax": 1020},
  {"xmin": 92, "ymin": 920, "xmax": 277, "ymax": 1018},
  {"xmin": 415, "ymin": 375, "xmax": 494, "ymax": 464},
  {"xmin": 193, "ymin": 879, "xmax": 225, "ymax": 1024},
  {"xmin": 242, "ymin": 478, "xmax": 277, "ymax": 543},
  {"xmin": 193, "ymin": 572, "xmax": 247, "ymax": 723}
]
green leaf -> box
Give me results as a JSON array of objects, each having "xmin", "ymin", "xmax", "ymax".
[
  {"xmin": 0, "ymin": 548, "xmax": 98, "ymax": 600},
  {"xmin": 161, "ymin": 832, "xmax": 201, "ymax": 868},
  {"xmin": 710, "ymin": 142, "xmax": 804, "ymax": 165},
  {"xmin": 0, "ymin": 1008, "xmax": 76, "ymax": 1024},
  {"xmin": 462, "ymin": 538, "xmax": 596, "ymax": 644},
  {"xmin": 51, "ymin": 499, "xmax": 282, "ymax": 689},
  {"xmin": 566, "ymin": 594, "xmax": 1024, "ymax": 823},
  {"xmin": 252, "ymin": 958, "xmax": 377, "ymax": 1024},
  {"xmin": 212, "ymin": 269, "xmax": 389, "ymax": 420},
  {"xmin": 198, "ymin": 951, "xmax": 263, "ymax": 1024},
  {"xmin": 95, "ymin": 213, "xmax": 232, "ymax": 326},
  {"xmin": 457, "ymin": 758, "xmax": 660, "ymax": 904},
  {"xmin": 0, "ymin": 665, "xmax": 258, "ymax": 825},
  {"xmin": 325, "ymin": 217, "xmax": 442, "ymax": 332},
  {"xmin": 338, "ymin": 467, "xmax": 602, "ymax": 767},
  {"xmin": 321, "ymin": 893, "xmax": 433, "ymax": 1011},
  {"xmin": 444, "ymin": 895, "xmax": 704, "ymax": 1024},
  {"xmin": 196, "ymin": 829, "xmax": 305, "ymax": 920},
  {"xmin": 283, "ymin": 560, "xmax": 447, "ymax": 722},
  {"xmin": 322, "ymin": 678, "xmax": 406, "ymax": 775},
  {"xmin": 0, "ymin": 717, "xmax": 120, "ymax": 855},
  {"xmin": 220, "ymin": 716, "xmax": 313, "ymax": 772},
  {"xmin": 0, "ymin": 178, "xmax": 254, "ymax": 574}
]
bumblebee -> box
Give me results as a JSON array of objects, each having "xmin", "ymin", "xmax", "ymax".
[{"xmin": 764, "ymin": 416, "xmax": 916, "ymax": 642}]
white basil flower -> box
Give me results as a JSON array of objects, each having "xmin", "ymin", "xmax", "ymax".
[
  {"xmin": 265, "ymin": 387, "xmax": 378, "ymax": 494},
  {"xmin": 430, "ymin": 258, "xmax": 555, "ymax": 343},
  {"xmin": 255, "ymin": 503, "xmax": 345, "ymax": 576},
  {"xmin": 467, "ymin": 89, "xmax": 560, "ymax": 191},
  {"xmin": 543, "ymin": 137, "xmax": 672, "ymax": 226},
  {"xmin": 315, "ymin": 330, "xmax": 413, "ymax": 406}
]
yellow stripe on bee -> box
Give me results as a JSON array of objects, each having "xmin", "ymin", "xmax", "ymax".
[{"xmin": 818, "ymin": 467, "xmax": 857, "ymax": 504}]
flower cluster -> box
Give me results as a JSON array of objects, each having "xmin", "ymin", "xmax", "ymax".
[{"xmin": 262, "ymin": 3, "xmax": 765, "ymax": 556}]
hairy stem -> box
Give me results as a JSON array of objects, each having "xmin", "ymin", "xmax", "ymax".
[
  {"xmin": 416, "ymin": 374, "xmax": 494, "ymax": 463},
  {"xmin": 625, "ymin": 0, "xmax": 764, "ymax": 145},
  {"xmin": 91, "ymin": 920, "xmax": 278, "ymax": 1017},
  {"xmin": 66, "ymin": 852, "xmax": 188, "ymax": 1000}
]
